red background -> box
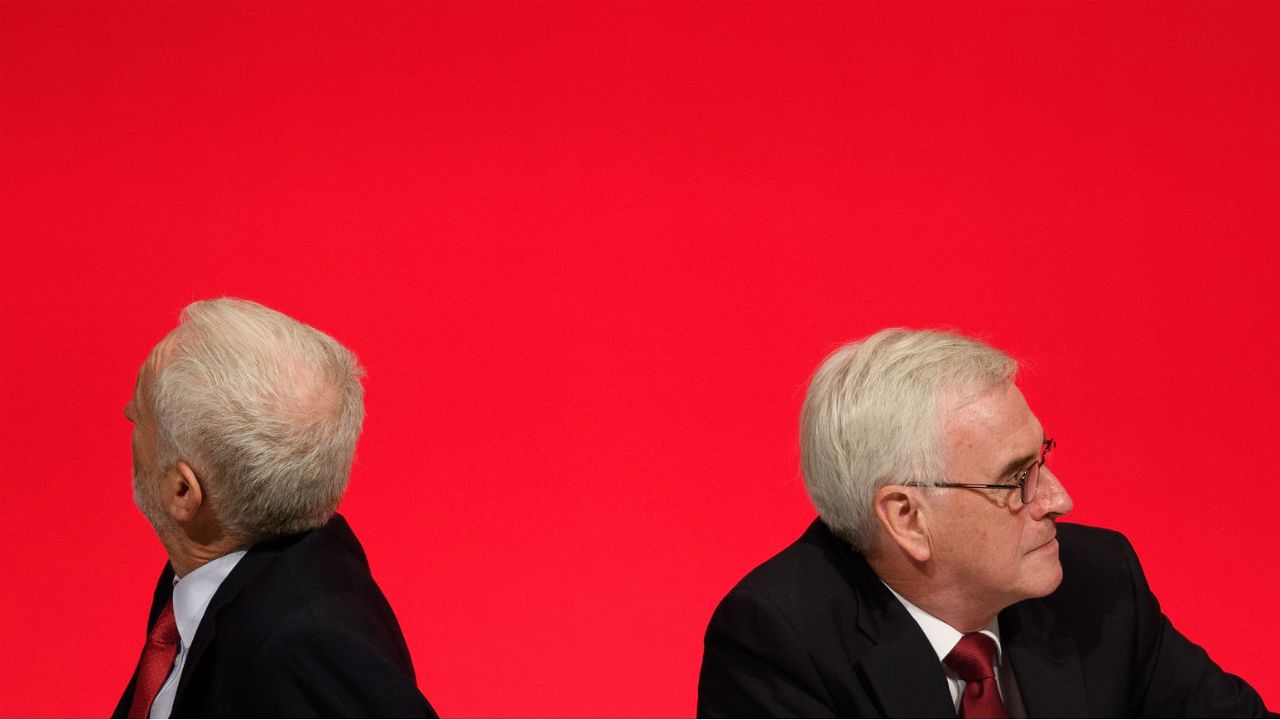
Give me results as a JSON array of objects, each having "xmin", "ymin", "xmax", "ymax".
[{"xmin": 2, "ymin": 1, "xmax": 1278, "ymax": 716}]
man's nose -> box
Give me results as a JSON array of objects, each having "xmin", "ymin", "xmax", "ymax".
[{"xmin": 1033, "ymin": 467, "xmax": 1073, "ymax": 519}]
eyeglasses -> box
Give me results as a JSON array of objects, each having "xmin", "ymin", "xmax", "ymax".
[{"xmin": 930, "ymin": 438, "xmax": 1055, "ymax": 504}]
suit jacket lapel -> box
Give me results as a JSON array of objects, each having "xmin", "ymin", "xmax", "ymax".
[
  {"xmin": 172, "ymin": 539, "xmax": 283, "ymax": 706},
  {"xmin": 171, "ymin": 520, "xmax": 339, "ymax": 711},
  {"xmin": 858, "ymin": 631, "xmax": 958, "ymax": 718},
  {"xmin": 839, "ymin": 543, "xmax": 956, "ymax": 718},
  {"xmin": 1002, "ymin": 598, "xmax": 1089, "ymax": 717}
]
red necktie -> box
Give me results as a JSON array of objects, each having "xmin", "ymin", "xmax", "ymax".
[
  {"xmin": 944, "ymin": 632, "xmax": 1009, "ymax": 719},
  {"xmin": 127, "ymin": 600, "xmax": 180, "ymax": 719}
]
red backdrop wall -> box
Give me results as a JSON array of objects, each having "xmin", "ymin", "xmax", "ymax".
[{"xmin": 2, "ymin": 1, "xmax": 1277, "ymax": 716}]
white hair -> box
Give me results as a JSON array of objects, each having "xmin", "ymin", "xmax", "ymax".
[
  {"xmin": 146, "ymin": 298, "xmax": 365, "ymax": 543},
  {"xmin": 799, "ymin": 329, "xmax": 1016, "ymax": 554}
]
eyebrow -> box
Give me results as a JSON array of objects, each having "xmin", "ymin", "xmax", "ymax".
[{"xmin": 995, "ymin": 436, "xmax": 1046, "ymax": 480}]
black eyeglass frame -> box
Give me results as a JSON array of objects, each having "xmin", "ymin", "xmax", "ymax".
[{"xmin": 927, "ymin": 438, "xmax": 1055, "ymax": 504}]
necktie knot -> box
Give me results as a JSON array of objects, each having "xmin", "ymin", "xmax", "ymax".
[
  {"xmin": 945, "ymin": 632, "xmax": 998, "ymax": 682},
  {"xmin": 148, "ymin": 604, "xmax": 180, "ymax": 648},
  {"xmin": 944, "ymin": 632, "xmax": 1008, "ymax": 718}
]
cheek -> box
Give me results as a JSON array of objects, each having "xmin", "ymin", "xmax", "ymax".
[
  {"xmin": 935, "ymin": 513, "xmax": 994, "ymax": 570},
  {"xmin": 131, "ymin": 427, "xmax": 156, "ymax": 469},
  {"xmin": 986, "ymin": 522, "xmax": 1032, "ymax": 579}
]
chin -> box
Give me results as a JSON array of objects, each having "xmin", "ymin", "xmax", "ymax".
[{"xmin": 1023, "ymin": 558, "xmax": 1065, "ymax": 599}]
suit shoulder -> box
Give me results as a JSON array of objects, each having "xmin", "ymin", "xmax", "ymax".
[
  {"xmin": 1045, "ymin": 522, "xmax": 1145, "ymax": 613},
  {"xmin": 1055, "ymin": 523, "xmax": 1136, "ymax": 571},
  {"xmin": 247, "ymin": 515, "xmax": 376, "ymax": 593},
  {"xmin": 731, "ymin": 520, "xmax": 860, "ymax": 601},
  {"xmin": 216, "ymin": 515, "xmax": 405, "ymax": 641},
  {"xmin": 1056, "ymin": 521, "xmax": 1128, "ymax": 546},
  {"xmin": 710, "ymin": 518, "xmax": 880, "ymax": 644}
]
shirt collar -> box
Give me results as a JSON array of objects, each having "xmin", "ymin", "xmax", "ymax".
[
  {"xmin": 882, "ymin": 582, "xmax": 1004, "ymax": 666},
  {"xmin": 170, "ymin": 550, "xmax": 248, "ymax": 649}
]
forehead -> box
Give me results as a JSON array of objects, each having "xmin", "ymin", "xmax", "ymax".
[
  {"xmin": 943, "ymin": 381, "xmax": 1043, "ymax": 473},
  {"xmin": 134, "ymin": 330, "xmax": 180, "ymax": 398},
  {"xmin": 132, "ymin": 357, "xmax": 154, "ymax": 411}
]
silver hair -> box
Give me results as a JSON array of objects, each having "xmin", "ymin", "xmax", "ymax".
[
  {"xmin": 146, "ymin": 298, "xmax": 365, "ymax": 543},
  {"xmin": 799, "ymin": 329, "xmax": 1016, "ymax": 554}
]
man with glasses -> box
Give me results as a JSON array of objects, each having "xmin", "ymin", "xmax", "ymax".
[{"xmin": 698, "ymin": 329, "xmax": 1270, "ymax": 717}]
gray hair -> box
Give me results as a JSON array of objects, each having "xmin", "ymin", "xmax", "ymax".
[
  {"xmin": 799, "ymin": 329, "xmax": 1016, "ymax": 553},
  {"xmin": 147, "ymin": 298, "xmax": 365, "ymax": 543}
]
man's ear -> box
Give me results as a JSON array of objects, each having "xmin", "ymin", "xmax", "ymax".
[
  {"xmin": 872, "ymin": 485, "xmax": 933, "ymax": 563},
  {"xmin": 165, "ymin": 461, "xmax": 205, "ymax": 523}
]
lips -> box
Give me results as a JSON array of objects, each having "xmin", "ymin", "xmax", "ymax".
[{"xmin": 1030, "ymin": 532, "xmax": 1058, "ymax": 553}]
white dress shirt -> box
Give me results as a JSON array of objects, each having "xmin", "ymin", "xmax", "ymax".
[
  {"xmin": 884, "ymin": 584, "xmax": 1027, "ymax": 718},
  {"xmin": 148, "ymin": 550, "xmax": 248, "ymax": 719}
]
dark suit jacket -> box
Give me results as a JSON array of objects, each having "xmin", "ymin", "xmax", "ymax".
[
  {"xmin": 114, "ymin": 515, "xmax": 435, "ymax": 718},
  {"xmin": 698, "ymin": 520, "xmax": 1271, "ymax": 718}
]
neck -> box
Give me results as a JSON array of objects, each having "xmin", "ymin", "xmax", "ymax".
[
  {"xmin": 869, "ymin": 551, "xmax": 1001, "ymax": 633},
  {"xmin": 157, "ymin": 524, "xmax": 244, "ymax": 577}
]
